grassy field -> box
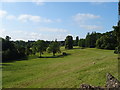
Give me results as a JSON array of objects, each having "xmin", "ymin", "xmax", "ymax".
[{"xmin": 2, "ymin": 47, "xmax": 119, "ymax": 88}]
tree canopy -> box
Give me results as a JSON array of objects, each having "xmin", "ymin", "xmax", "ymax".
[
  {"xmin": 65, "ymin": 36, "xmax": 73, "ymax": 49},
  {"xmin": 47, "ymin": 41, "xmax": 61, "ymax": 56}
]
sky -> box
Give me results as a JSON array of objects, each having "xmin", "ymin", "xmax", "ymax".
[{"xmin": 0, "ymin": 2, "xmax": 118, "ymax": 41}]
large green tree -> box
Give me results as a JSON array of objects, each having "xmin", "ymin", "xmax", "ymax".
[
  {"xmin": 96, "ymin": 31, "xmax": 117, "ymax": 50},
  {"xmin": 79, "ymin": 39, "xmax": 86, "ymax": 47},
  {"xmin": 2, "ymin": 36, "xmax": 27, "ymax": 62},
  {"xmin": 47, "ymin": 41, "xmax": 61, "ymax": 56},
  {"xmin": 35, "ymin": 40, "xmax": 47, "ymax": 57},
  {"xmin": 65, "ymin": 36, "xmax": 73, "ymax": 49}
]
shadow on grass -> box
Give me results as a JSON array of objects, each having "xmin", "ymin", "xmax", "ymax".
[
  {"xmin": 2, "ymin": 53, "xmax": 71, "ymax": 64},
  {"xmin": 2, "ymin": 57, "xmax": 28, "ymax": 63},
  {"xmin": 0, "ymin": 63, "xmax": 12, "ymax": 66},
  {"xmin": 38, "ymin": 53, "xmax": 71, "ymax": 58}
]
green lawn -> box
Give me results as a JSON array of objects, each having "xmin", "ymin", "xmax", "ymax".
[{"xmin": 2, "ymin": 47, "xmax": 119, "ymax": 88}]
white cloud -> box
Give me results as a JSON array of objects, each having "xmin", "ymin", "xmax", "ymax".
[
  {"xmin": 0, "ymin": 10, "xmax": 7, "ymax": 18},
  {"xmin": 73, "ymin": 13, "xmax": 103, "ymax": 30},
  {"xmin": 38, "ymin": 27, "xmax": 68, "ymax": 33},
  {"xmin": 1, "ymin": 10, "xmax": 61, "ymax": 23},
  {"xmin": 80, "ymin": 25, "xmax": 103, "ymax": 30},
  {"xmin": 0, "ymin": 10, "xmax": 16, "ymax": 20},
  {"xmin": 18, "ymin": 14, "xmax": 54, "ymax": 23},
  {"xmin": 73, "ymin": 13, "xmax": 100, "ymax": 23},
  {"xmin": 11, "ymin": 30, "xmax": 42, "ymax": 41},
  {"xmin": 18, "ymin": 14, "xmax": 41, "ymax": 22},
  {"xmin": 0, "ymin": 27, "xmax": 69, "ymax": 41}
]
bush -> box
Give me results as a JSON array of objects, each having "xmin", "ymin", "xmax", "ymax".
[{"xmin": 62, "ymin": 52, "xmax": 67, "ymax": 56}]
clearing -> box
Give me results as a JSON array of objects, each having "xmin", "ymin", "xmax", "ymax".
[{"xmin": 2, "ymin": 47, "xmax": 118, "ymax": 88}]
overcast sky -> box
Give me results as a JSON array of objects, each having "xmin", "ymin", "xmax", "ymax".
[{"xmin": 0, "ymin": 2, "xmax": 118, "ymax": 41}]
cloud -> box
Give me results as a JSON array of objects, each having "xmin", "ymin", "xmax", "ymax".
[
  {"xmin": 13, "ymin": 30, "xmax": 67, "ymax": 41},
  {"xmin": 18, "ymin": 14, "xmax": 56, "ymax": 23},
  {"xmin": 18, "ymin": 14, "xmax": 41, "ymax": 22},
  {"xmin": 1, "ymin": 10, "xmax": 61, "ymax": 23},
  {"xmin": 73, "ymin": 13, "xmax": 100, "ymax": 23},
  {"xmin": 0, "ymin": 10, "xmax": 16, "ymax": 20},
  {"xmin": 73, "ymin": 13, "xmax": 103, "ymax": 30},
  {"xmin": 38, "ymin": 27, "xmax": 68, "ymax": 33},
  {"xmin": 0, "ymin": 10, "xmax": 7, "ymax": 18},
  {"xmin": 80, "ymin": 25, "xmax": 103, "ymax": 30},
  {"xmin": 1, "ymin": 28, "xmax": 68, "ymax": 41},
  {"xmin": 11, "ymin": 30, "xmax": 42, "ymax": 41}
]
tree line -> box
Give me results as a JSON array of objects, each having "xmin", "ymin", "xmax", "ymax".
[
  {"xmin": 1, "ymin": 24, "xmax": 119, "ymax": 62},
  {"xmin": 1, "ymin": 37, "xmax": 61, "ymax": 62},
  {"xmin": 78, "ymin": 30, "xmax": 117, "ymax": 50}
]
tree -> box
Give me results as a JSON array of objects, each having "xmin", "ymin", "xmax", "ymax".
[
  {"xmin": 65, "ymin": 36, "xmax": 73, "ymax": 49},
  {"xmin": 36, "ymin": 40, "xmax": 47, "ymax": 57},
  {"xmin": 2, "ymin": 36, "xmax": 27, "ymax": 62},
  {"xmin": 75, "ymin": 36, "xmax": 79, "ymax": 46},
  {"xmin": 113, "ymin": 21, "xmax": 120, "ymax": 54},
  {"xmin": 79, "ymin": 39, "xmax": 86, "ymax": 47},
  {"xmin": 85, "ymin": 32, "xmax": 101, "ymax": 48},
  {"xmin": 85, "ymin": 32, "xmax": 90, "ymax": 47},
  {"xmin": 47, "ymin": 41, "xmax": 61, "ymax": 56},
  {"xmin": 96, "ymin": 32, "xmax": 117, "ymax": 50},
  {"xmin": 31, "ymin": 45, "xmax": 37, "ymax": 55},
  {"xmin": 5, "ymin": 36, "xmax": 11, "ymax": 41},
  {"xmin": 25, "ymin": 46, "xmax": 32, "ymax": 55}
]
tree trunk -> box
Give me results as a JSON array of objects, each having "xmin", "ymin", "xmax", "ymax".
[{"xmin": 53, "ymin": 52, "xmax": 55, "ymax": 56}]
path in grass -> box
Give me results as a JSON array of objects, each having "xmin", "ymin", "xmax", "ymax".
[{"xmin": 2, "ymin": 47, "xmax": 118, "ymax": 88}]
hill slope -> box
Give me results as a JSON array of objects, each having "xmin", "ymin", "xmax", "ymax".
[{"xmin": 2, "ymin": 47, "xmax": 118, "ymax": 88}]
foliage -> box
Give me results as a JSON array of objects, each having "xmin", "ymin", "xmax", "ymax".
[
  {"xmin": 65, "ymin": 36, "xmax": 73, "ymax": 49},
  {"xmin": 35, "ymin": 40, "xmax": 47, "ymax": 57},
  {"xmin": 78, "ymin": 30, "xmax": 117, "ymax": 50},
  {"xmin": 96, "ymin": 31, "xmax": 117, "ymax": 50},
  {"xmin": 73, "ymin": 36, "xmax": 79, "ymax": 46},
  {"xmin": 79, "ymin": 39, "xmax": 86, "ymax": 47},
  {"xmin": 2, "ymin": 36, "xmax": 26, "ymax": 62},
  {"xmin": 85, "ymin": 32, "xmax": 101, "ymax": 48},
  {"xmin": 47, "ymin": 41, "xmax": 61, "ymax": 56},
  {"xmin": 113, "ymin": 22, "xmax": 120, "ymax": 54},
  {"xmin": 2, "ymin": 36, "xmax": 36, "ymax": 62}
]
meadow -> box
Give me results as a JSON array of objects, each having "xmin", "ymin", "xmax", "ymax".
[{"xmin": 2, "ymin": 47, "xmax": 119, "ymax": 88}]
